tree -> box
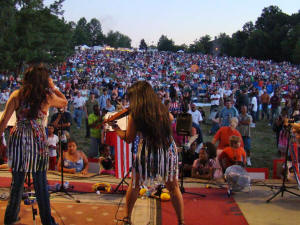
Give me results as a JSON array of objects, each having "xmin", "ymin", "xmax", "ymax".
[
  {"xmin": 87, "ymin": 18, "xmax": 105, "ymax": 46},
  {"xmin": 243, "ymin": 21, "xmax": 254, "ymax": 35},
  {"xmin": 174, "ymin": 44, "xmax": 188, "ymax": 52},
  {"xmin": 188, "ymin": 35, "xmax": 212, "ymax": 54},
  {"xmin": 117, "ymin": 33, "xmax": 131, "ymax": 48},
  {"xmin": 243, "ymin": 30, "xmax": 270, "ymax": 60},
  {"xmin": 157, "ymin": 35, "xmax": 175, "ymax": 51},
  {"xmin": 106, "ymin": 30, "xmax": 118, "ymax": 47},
  {"xmin": 0, "ymin": 0, "xmax": 17, "ymax": 71},
  {"xmin": 231, "ymin": 30, "xmax": 249, "ymax": 57},
  {"xmin": 216, "ymin": 33, "xmax": 233, "ymax": 56},
  {"xmin": 49, "ymin": 0, "xmax": 65, "ymax": 16},
  {"xmin": 72, "ymin": 17, "xmax": 90, "ymax": 46},
  {"xmin": 0, "ymin": 0, "xmax": 73, "ymax": 74},
  {"xmin": 292, "ymin": 39, "xmax": 300, "ymax": 64},
  {"xmin": 139, "ymin": 39, "xmax": 148, "ymax": 50},
  {"xmin": 105, "ymin": 30, "xmax": 131, "ymax": 48},
  {"xmin": 254, "ymin": 5, "xmax": 290, "ymax": 61},
  {"xmin": 188, "ymin": 39, "xmax": 201, "ymax": 53},
  {"xmin": 199, "ymin": 35, "xmax": 212, "ymax": 54},
  {"xmin": 255, "ymin": 6, "xmax": 288, "ymax": 32}
]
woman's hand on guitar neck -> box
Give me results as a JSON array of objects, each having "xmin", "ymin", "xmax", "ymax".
[{"xmin": 108, "ymin": 121, "xmax": 120, "ymax": 131}]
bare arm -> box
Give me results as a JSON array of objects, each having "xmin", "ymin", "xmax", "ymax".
[
  {"xmin": 111, "ymin": 114, "xmax": 137, "ymax": 143},
  {"xmin": 80, "ymin": 151, "xmax": 89, "ymax": 175},
  {"xmin": 46, "ymin": 78, "xmax": 67, "ymax": 109},
  {"xmin": 0, "ymin": 90, "xmax": 19, "ymax": 136},
  {"xmin": 169, "ymin": 112, "xmax": 174, "ymax": 122},
  {"xmin": 57, "ymin": 152, "xmax": 76, "ymax": 174},
  {"xmin": 0, "ymin": 164, "xmax": 8, "ymax": 169},
  {"xmin": 191, "ymin": 167, "xmax": 198, "ymax": 178},
  {"xmin": 239, "ymin": 117, "xmax": 251, "ymax": 125},
  {"xmin": 212, "ymin": 137, "xmax": 217, "ymax": 145},
  {"xmin": 47, "ymin": 90, "xmax": 68, "ymax": 109},
  {"xmin": 192, "ymin": 167, "xmax": 214, "ymax": 179}
]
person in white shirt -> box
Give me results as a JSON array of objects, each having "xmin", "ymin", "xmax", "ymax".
[
  {"xmin": 73, "ymin": 91, "xmax": 86, "ymax": 128},
  {"xmin": 224, "ymin": 86, "xmax": 232, "ymax": 98},
  {"xmin": 188, "ymin": 103, "xmax": 203, "ymax": 126},
  {"xmin": 218, "ymin": 87, "xmax": 224, "ymax": 99},
  {"xmin": 210, "ymin": 89, "xmax": 220, "ymax": 113},
  {"xmin": 47, "ymin": 124, "xmax": 59, "ymax": 170},
  {"xmin": 250, "ymin": 92, "xmax": 258, "ymax": 127}
]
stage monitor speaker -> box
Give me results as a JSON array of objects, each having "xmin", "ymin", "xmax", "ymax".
[{"xmin": 176, "ymin": 113, "xmax": 192, "ymax": 136}]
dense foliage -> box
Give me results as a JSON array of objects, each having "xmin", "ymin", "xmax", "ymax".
[
  {"xmin": 0, "ymin": 0, "xmax": 132, "ymax": 74},
  {"xmin": 156, "ymin": 6, "xmax": 300, "ymax": 64},
  {"xmin": 0, "ymin": 0, "xmax": 73, "ymax": 73}
]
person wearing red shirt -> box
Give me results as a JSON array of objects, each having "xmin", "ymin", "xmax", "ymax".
[
  {"xmin": 218, "ymin": 135, "xmax": 247, "ymax": 173},
  {"xmin": 212, "ymin": 117, "xmax": 244, "ymax": 151}
]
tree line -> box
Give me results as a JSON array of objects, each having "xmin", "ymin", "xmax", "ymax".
[
  {"xmin": 0, "ymin": 0, "xmax": 132, "ymax": 73},
  {"xmin": 0, "ymin": 2, "xmax": 299, "ymax": 75},
  {"xmin": 154, "ymin": 6, "xmax": 300, "ymax": 64}
]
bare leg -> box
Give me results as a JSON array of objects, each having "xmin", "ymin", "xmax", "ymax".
[
  {"xmin": 165, "ymin": 177, "xmax": 184, "ymax": 224},
  {"xmin": 125, "ymin": 175, "xmax": 140, "ymax": 223}
]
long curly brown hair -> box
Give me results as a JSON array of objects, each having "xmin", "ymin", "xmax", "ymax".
[
  {"xmin": 127, "ymin": 81, "xmax": 172, "ymax": 149},
  {"xmin": 19, "ymin": 64, "xmax": 51, "ymax": 119}
]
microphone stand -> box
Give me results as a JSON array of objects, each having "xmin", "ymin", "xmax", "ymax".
[
  {"xmin": 51, "ymin": 110, "xmax": 80, "ymax": 203},
  {"xmin": 114, "ymin": 167, "xmax": 131, "ymax": 194},
  {"xmin": 267, "ymin": 125, "xmax": 300, "ymax": 202}
]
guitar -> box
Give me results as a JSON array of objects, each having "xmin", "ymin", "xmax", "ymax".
[{"xmin": 96, "ymin": 108, "xmax": 130, "ymax": 129}]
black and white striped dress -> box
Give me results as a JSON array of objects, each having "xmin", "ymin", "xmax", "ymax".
[
  {"xmin": 132, "ymin": 134, "xmax": 179, "ymax": 187},
  {"xmin": 8, "ymin": 102, "xmax": 49, "ymax": 172}
]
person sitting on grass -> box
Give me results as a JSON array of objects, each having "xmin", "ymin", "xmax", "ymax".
[
  {"xmin": 218, "ymin": 135, "xmax": 247, "ymax": 173},
  {"xmin": 57, "ymin": 139, "xmax": 89, "ymax": 175},
  {"xmin": 98, "ymin": 144, "xmax": 115, "ymax": 175},
  {"xmin": 191, "ymin": 142, "xmax": 221, "ymax": 180}
]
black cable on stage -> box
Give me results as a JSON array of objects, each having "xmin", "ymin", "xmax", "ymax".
[{"xmin": 114, "ymin": 193, "xmax": 126, "ymax": 225}]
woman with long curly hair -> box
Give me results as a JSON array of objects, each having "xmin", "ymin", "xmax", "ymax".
[
  {"xmin": 110, "ymin": 81, "xmax": 184, "ymax": 225},
  {"xmin": 0, "ymin": 64, "xmax": 67, "ymax": 225}
]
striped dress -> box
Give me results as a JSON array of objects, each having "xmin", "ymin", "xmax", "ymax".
[
  {"xmin": 132, "ymin": 134, "xmax": 179, "ymax": 187},
  {"xmin": 8, "ymin": 102, "xmax": 49, "ymax": 172}
]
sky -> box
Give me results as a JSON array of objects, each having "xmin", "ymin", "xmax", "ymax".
[{"xmin": 45, "ymin": 0, "xmax": 299, "ymax": 47}]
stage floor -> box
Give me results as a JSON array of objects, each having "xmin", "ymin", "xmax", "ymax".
[{"xmin": 0, "ymin": 170, "xmax": 300, "ymax": 225}]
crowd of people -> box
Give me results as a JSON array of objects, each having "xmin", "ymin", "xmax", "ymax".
[
  {"xmin": 0, "ymin": 49, "xmax": 299, "ymax": 225},
  {"xmin": 0, "ymin": 49, "xmax": 299, "ymax": 174}
]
